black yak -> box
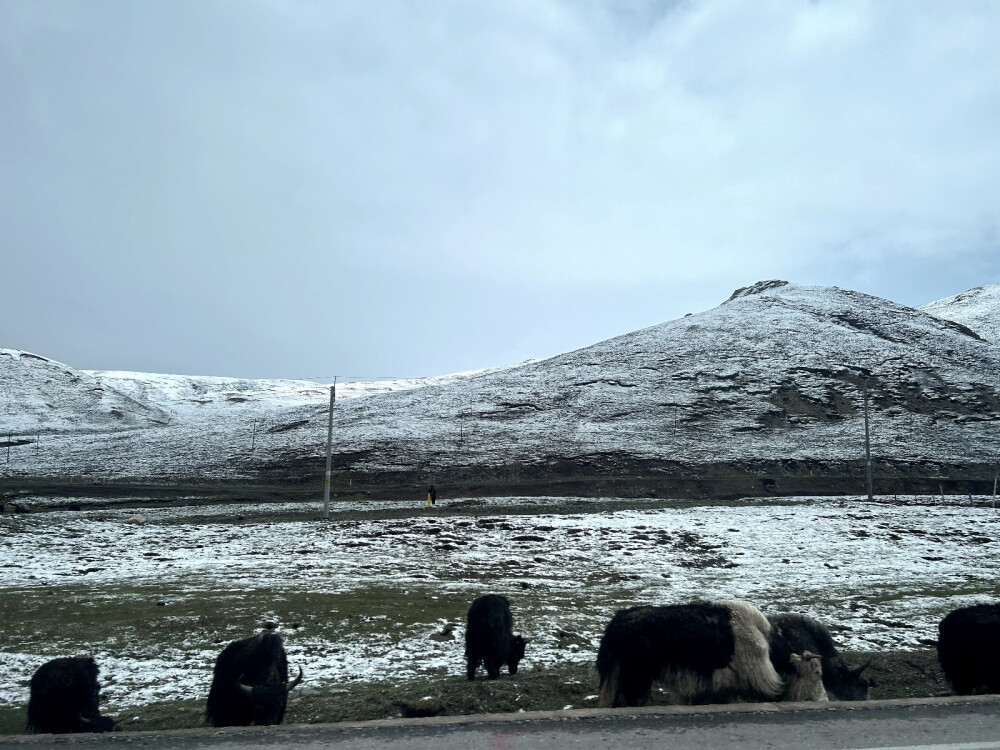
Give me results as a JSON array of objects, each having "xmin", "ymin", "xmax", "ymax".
[
  {"xmin": 596, "ymin": 600, "xmax": 783, "ymax": 707},
  {"xmin": 26, "ymin": 656, "xmax": 116, "ymax": 734},
  {"xmin": 206, "ymin": 632, "xmax": 303, "ymax": 727},
  {"xmin": 768, "ymin": 613, "xmax": 872, "ymax": 701},
  {"xmin": 465, "ymin": 594, "xmax": 527, "ymax": 680},
  {"xmin": 938, "ymin": 603, "xmax": 1000, "ymax": 695}
]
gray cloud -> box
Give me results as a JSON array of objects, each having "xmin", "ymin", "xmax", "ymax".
[{"xmin": 1, "ymin": 0, "xmax": 998, "ymax": 377}]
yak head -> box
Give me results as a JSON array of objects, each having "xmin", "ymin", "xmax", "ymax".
[
  {"xmin": 506, "ymin": 636, "xmax": 528, "ymax": 675},
  {"xmin": 237, "ymin": 666, "xmax": 303, "ymax": 725},
  {"xmin": 832, "ymin": 660, "xmax": 874, "ymax": 701},
  {"xmin": 790, "ymin": 651, "xmax": 823, "ymax": 681},
  {"xmin": 77, "ymin": 714, "xmax": 116, "ymax": 733}
]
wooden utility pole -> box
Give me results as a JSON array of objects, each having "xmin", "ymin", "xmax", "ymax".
[
  {"xmin": 863, "ymin": 381, "xmax": 873, "ymax": 502},
  {"xmin": 250, "ymin": 419, "xmax": 258, "ymax": 454},
  {"xmin": 323, "ymin": 378, "xmax": 336, "ymax": 521}
]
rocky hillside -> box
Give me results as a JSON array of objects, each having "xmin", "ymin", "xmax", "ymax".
[{"xmin": 2, "ymin": 282, "xmax": 998, "ymax": 495}]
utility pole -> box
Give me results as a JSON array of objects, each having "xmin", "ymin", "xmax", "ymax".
[
  {"xmin": 250, "ymin": 419, "xmax": 258, "ymax": 454},
  {"xmin": 863, "ymin": 380, "xmax": 873, "ymax": 502},
  {"xmin": 323, "ymin": 378, "xmax": 336, "ymax": 521}
]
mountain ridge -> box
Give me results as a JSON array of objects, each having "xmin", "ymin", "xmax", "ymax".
[
  {"xmin": 920, "ymin": 284, "xmax": 1000, "ymax": 345},
  {"xmin": 2, "ymin": 282, "xmax": 998, "ymax": 497}
]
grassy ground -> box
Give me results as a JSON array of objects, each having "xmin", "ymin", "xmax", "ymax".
[
  {"xmin": 0, "ymin": 648, "xmax": 951, "ymax": 735},
  {"xmin": 0, "ymin": 583, "xmax": 473, "ymax": 649},
  {"xmin": 0, "ymin": 494, "xmax": 978, "ymax": 736}
]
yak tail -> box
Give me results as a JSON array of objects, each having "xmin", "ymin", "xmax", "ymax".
[
  {"xmin": 596, "ymin": 609, "xmax": 630, "ymax": 708},
  {"xmin": 597, "ymin": 662, "xmax": 621, "ymax": 708},
  {"xmin": 717, "ymin": 600, "xmax": 784, "ymax": 700}
]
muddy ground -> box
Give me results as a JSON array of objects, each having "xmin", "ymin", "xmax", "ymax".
[{"xmin": 282, "ymin": 648, "xmax": 951, "ymax": 726}]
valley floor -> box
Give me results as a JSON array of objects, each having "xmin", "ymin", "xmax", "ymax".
[{"xmin": 0, "ymin": 494, "xmax": 992, "ymax": 734}]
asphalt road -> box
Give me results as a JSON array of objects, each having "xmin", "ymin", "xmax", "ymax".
[{"xmin": 3, "ymin": 696, "xmax": 999, "ymax": 749}]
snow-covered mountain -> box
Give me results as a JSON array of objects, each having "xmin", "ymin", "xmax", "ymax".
[
  {"xmin": 920, "ymin": 285, "xmax": 1000, "ymax": 346},
  {"xmin": 2, "ymin": 281, "xmax": 999, "ymax": 490},
  {"xmin": 0, "ymin": 349, "xmax": 171, "ymax": 434}
]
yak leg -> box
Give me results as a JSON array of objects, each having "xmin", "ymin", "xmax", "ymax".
[
  {"xmin": 486, "ymin": 657, "xmax": 502, "ymax": 680},
  {"xmin": 466, "ymin": 656, "xmax": 481, "ymax": 681},
  {"xmin": 611, "ymin": 659, "xmax": 655, "ymax": 706}
]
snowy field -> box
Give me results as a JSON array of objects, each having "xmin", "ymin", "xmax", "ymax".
[{"xmin": 1, "ymin": 494, "xmax": 998, "ymax": 712}]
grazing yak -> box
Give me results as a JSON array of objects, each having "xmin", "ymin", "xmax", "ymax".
[
  {"xmin": 596, "ymin": 600, "xmax": 783, "ymax": 707},
  {"xmin": 768, "ymin": 613, "xmax": 872, "ymax": 701},
  {"xmin": 206, "ymin": 632, "xmax": 303, "ymax": 727},
  {"xmin": 27, "ymin": 656, "xmax": 116, "ymax": 734},
  {"xmin": 465, "ymin": 594, "xmax": 527, "ymax": 680},
  {"xmin": 938, "ymin": 603, "xmax": 1000, "ymax": 695},
  {"xmin": 785, "ymin": 651, "xmax": 828, "ymax": 702}
]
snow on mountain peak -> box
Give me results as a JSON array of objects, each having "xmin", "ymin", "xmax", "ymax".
[
  {"xmin": 919, "ymin": 284, "xmax": 1000, "ymax": 345},
  {"xmin": 725, "ymin": 279, "xmax": 790, "ymax": 302}
]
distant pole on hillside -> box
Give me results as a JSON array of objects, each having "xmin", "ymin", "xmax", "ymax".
[
  {"xmin": 863, "ymin": 380, "xmax": 873, "ymax": 501},
  {"xmin": 323, "ymin": 378, "xmax": 337, "ymax": 521}
]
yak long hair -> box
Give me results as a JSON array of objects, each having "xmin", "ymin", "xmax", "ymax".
[{"xmin": 597, "ymin": 600, "xmax": 783, "ymax": 708}]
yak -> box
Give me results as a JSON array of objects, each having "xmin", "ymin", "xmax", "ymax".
[
  {"xmin": 206, "ymin": 631, "xmax": 303, "ymax": 727},
  {"xmin": 785, "ymin": 651, "xmax": 828, "ymax": 702},
  {"xmin": 596, "ymin": 600, "xmax": 783, "ymax": 707},
  {"xmin": 768, "ymin": 613, "xmax": 872, "ymax": 701},
  {"xmin": 26, "ymin": 656, "xmax": 116, "ymax": 734},
  {"xmin": 465, "ymin": 594, "xmax": 527, "ymax": 680},
  {"xmin": 938, "ymin": 603, "xmax": 1000, "ymax": 695}
]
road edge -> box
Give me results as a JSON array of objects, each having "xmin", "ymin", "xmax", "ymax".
[{"xmin": 4, "ymin": 694, "xmax": 1000, "ymax": 744}]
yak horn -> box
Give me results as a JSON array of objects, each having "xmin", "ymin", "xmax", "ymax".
[
  {"xmin": 286, "ymin": 666, "xmax": 304, "ymax": 691},
  {"xmin": 853, "ymin": 659, "xmax": 873, "ymax": 675},
  {"xmin": 237, "ymin": 674, "xmax": 255, "ymax": 696}
]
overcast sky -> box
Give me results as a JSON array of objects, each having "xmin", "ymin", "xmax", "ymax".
[{"xmin": 2, "ymin": 1, "xmax": 998, "ymax": 380}]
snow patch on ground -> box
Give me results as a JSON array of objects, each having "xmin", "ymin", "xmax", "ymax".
[{"xmin": 2, "ymin": 495, "xmax": 997, "ymax": 711}]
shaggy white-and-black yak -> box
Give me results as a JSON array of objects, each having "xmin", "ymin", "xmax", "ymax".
[{"xmin": 596, "ymin": 600, "xmax": 783, "ymax": 707}]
